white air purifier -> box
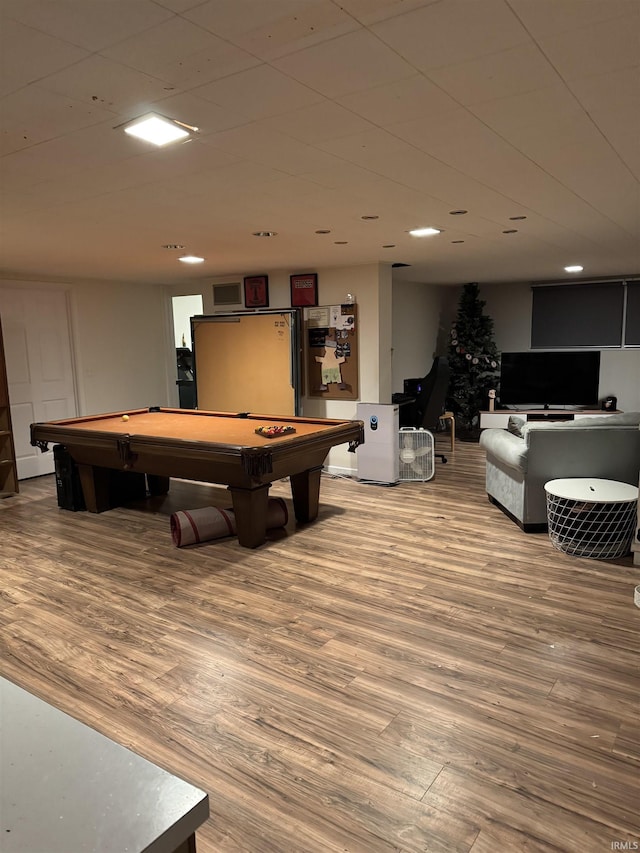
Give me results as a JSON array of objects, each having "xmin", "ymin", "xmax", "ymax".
[
  {"xmin": 356, "ymin": 403, "xmax": 399, "ymax": 484},
  {"xmin": 398, "ymin": 428, "xmax": 435, "ymax": 482}
]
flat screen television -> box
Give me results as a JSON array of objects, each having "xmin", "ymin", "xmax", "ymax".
[{"xmin": 499, "ymin": 351, "xmax": 601, "ymax": 408}]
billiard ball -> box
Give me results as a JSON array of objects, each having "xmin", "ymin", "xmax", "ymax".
[{"xmin": 122, "ymin": 414, "xmax": 129, "ymax": 422}]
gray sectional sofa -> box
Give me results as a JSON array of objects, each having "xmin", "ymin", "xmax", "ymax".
[{"xmin": 479, "ymin": 412, "xmax": 640, "ymax": 530}]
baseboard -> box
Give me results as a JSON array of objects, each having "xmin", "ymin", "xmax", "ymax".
[{"xmin": 323, "ymin": 464, "xmax": 356, "ymax": 478}]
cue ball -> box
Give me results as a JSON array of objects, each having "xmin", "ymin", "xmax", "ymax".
[{"xmin": 122, "ymin": 414, "xmax": 129, "ymax": 421}]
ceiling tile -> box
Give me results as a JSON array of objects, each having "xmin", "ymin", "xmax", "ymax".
[
  {"xmin": 337, "ymin": 74, "xmax": 459, "ymax": 126},
  {"xmin": 191, "ymin": 64, "xmax": 324, "ymax": 120},
  {"xmin": 101, "ymin": 17, "xmax": 260, "ymax": 89},
  {"xmin": 1, "ymin": 120, "xmax": 137, "ymax": 190},
  {"xmin": 147, "ymin": 92, "xmax": 251, "ymax": 136},
  {"xmin": 0, "ymin": 85, "xmax": 115, "ymax": 156},
  {"xmin": 372, "ymin": 0, "xmax": 530, "ymax": 72},
  {"xmin": 507, "ymin": 0, "xmax": 638, "ymax": 39},
  {"xmin": 429, "ymin": 44, "xmax": 561, "ymax": 105},
  {"xmin": 254, "ymin": 100, "xmax": 375, "ymax": 144},
  {"xmin": 389, "ymin": 109, "xmax": 635, "ymax": 234},
  {"xmin": 28, "ymin": 154, "xmax": 204, "ymax": 208},
  {"xmin": 187, "ymin": 0, "xmax": 358, "ymax": 61},
  {"xmin": 183, "ymin": 0, "xmax": 320, "ymax": 40},
  {"xmin": 0, "ymin": 0, "xmax": 636, "ymax": 285},
  {"xmin": 469, "ymin": 84, "xmax": 582, "ymax": 138},
  {"xmin": 469, "ymin": 82, "xmax": 639, "ymax": 227},
  {"xmin": 153, "ymin": 0, "xmax": 207, "ymax": 11},
  {"xmin": 0, "ymin": 0, "xmax": 173, "ymax": 52},
  {"xmin": 335, "ymin": 0, "xmax": 437, "ymax": 26},
  {"xmin": 537, "ymin": 11, "xmax": 640, "ymax": 80},
  {"xmin": 570, "ymin": 68, "xmax": 640, "ymax": 180},
  {"xmin": 161, "ymin": 159, "xmax": 287, "ymax": 200},
  {"xmin": 202, "ymin": 124, "xmax": 344, "ymax": 175},
  {"xmin": 36, "ymin": 55, "xmax": 181, "ymax": 119},
  {"xmin": 271, "ymin": 29, "xmax": 416, "ymax": 98},
  {"xmin": 0, "ymin": 19, "xmax": 89, "ymax": 97}
]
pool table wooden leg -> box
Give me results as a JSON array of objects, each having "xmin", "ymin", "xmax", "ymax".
[
  {"xmin": 77, "ymin": 465, "xmax": 148, "ymax": 511},
  {"xmin": 289, "ymin": 466, "xmax": 322, "ymax": 523},
  {"xmin": 77, "ymin": 464, "xmax": 111, "ymax": 513},
  {"xmin": 228, "ymin": 483, "xmax": 271, "ymax": 548}
]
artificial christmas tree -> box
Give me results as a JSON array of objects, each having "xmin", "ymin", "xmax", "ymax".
[{"xmin": 447, "ymin": 283, "xmax": 500, "ymax": 439}]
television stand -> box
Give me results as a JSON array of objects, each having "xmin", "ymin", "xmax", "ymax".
[{"xmin": 479, "ymin": 409, "xmax": 620, "ymax": 429}]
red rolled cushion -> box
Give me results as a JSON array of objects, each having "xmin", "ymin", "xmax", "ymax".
[{"xmin": 170, "ymin": 497, "xmax": 288, "ymax": 546}]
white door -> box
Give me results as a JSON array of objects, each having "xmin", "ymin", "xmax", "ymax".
[{"xmin": 0, "ymin": 288, "xmax": 77, "ymax": 479}]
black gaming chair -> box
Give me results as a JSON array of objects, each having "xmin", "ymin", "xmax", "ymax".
[{"xmin": 406, "ymin": 356, "xmax": 451, "ymax": 463}]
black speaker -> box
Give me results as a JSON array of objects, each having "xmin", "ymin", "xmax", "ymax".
[
  {"xmin": 53, "ymin": 444, "xmax": 86, "ymax": 511},
  {"xmin": 601, "ymin": 395, "xmax": 617, "ymax": 411}
]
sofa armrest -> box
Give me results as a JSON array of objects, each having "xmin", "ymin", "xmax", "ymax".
[{"xmin": 479, "ymin": 428, "xmax": 528, "ymax": 472}]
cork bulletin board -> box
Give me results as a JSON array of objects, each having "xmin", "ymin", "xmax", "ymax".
[
  {"xmin": 304, "ymin": 304, "xmax": 359, "ymax": 400},
  {"xmin": 192, "ymin": 310, "xmax": 301, "ymax": 415}
]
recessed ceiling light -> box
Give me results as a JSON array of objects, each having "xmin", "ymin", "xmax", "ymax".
[
  {"xmin": 408, "ymin": 227, "xmax": 441, "ymax": 237},
  {"xmin": 564, "ymin": 265, "xmax": 584, "ymax": 273},
  {"xmin": 122, "ymin": 112, "xmax": 196, "ymax": 146},
  {"xmin": 252, "ymin": 231, "xmax": 277, "ymax": 237},
  {"xmin": 315, "ymin": 229, "xmax": 331, "ymax": 234},
  {"xmin": 178, "ymin": 255, "xmax": 205, "ymax": 264},
  {"xmin": 449, "ymin": 209, "xmax": 468, "ymax": 216},
  {"xmin": 509, "ymin": 215, "xmax": 527, "ymax": 220},
  {"xmin": 502, "ymin": 229, "xmax": 518, "ymax": 234},
  {"xmin": 361, "ymin": 215, "xmax": 379, "ymax": 220}
]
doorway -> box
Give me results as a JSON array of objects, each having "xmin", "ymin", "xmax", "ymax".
[
  {"xmin": 171, "ymin": 295, "xmax": 203, "ymax": 409},
  {"xmin": 0, "ymin": 288, "xmax": 77, "ymax": 479}
]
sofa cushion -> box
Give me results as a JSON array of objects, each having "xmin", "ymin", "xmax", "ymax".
[
  {"xmin": 521, "ymin": 411, "xmax": 640, "ymax": 436},
  {"xmin": 479, "ymin": 428, "xmax": 529, "ymax": 471},
  {"xmin": 507, "ymin": 415, "xmax": 526, "ymax": 437}
]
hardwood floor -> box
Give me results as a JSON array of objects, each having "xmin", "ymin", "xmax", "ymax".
[{"xmin": 1, "ymin": 436, "xmax": 638, "ymax": 852}]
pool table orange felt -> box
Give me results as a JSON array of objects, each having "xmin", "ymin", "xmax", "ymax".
[{"xmin": 31, "ymin": 408, "xmax": 364, "ymax": 548}]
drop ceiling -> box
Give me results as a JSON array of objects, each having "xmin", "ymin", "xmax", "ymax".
[{"xmin": 1, "ymin": 0, "xmax": 638, "ymax": 287}]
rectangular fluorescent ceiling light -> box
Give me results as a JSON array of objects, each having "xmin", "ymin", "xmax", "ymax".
[
  {"xmin": 409, "ymin": 227, "xmax": 441, "ymax": 237},
  {"xmin": 123, "ymin": 112, "xmax": 193, "ymax": 146}
]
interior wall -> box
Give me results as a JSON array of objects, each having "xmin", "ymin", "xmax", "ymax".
[
  {"xmin": 481, "ymin": 281, "xmax": 640, "ymax": 412},
  {"xmin": 165, "ymin": 263, "xmax": 393, "ymax": 473},
  {"xmin": 0, "ymin": 278, "xmax": 169, "ymax": 417},
  {"xmin": 391, "ymin": 281, "xmax": 447, "ymax": 392},
  {"xmin": 4, "ymin": 273, "xmax": 635, "ymax": 486},
  {"xmin": 309, "ymin": 263, "xmax": 392, "ymax": 473}
]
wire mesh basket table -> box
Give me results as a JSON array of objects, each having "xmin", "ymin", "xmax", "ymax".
[{"xmin": 545, "ymin": 478, "xmax": 639, "ymax": 560}]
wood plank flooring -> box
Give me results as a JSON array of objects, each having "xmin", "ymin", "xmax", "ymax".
[{"xmin": 1, "ymin": 436, "xmax": 638, "ymax": 852}]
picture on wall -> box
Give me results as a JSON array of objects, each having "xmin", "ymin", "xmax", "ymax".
[
  {"xmin": 243, "ymin": 275, "xmax": 269, "ymax": 308},
  {"xmin": 290, "ymin": 273, "xmax": 318, "ymax": 308}
]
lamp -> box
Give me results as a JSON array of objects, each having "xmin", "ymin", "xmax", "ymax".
[
  {"xmin": 122, "ymin": 112, "xmax": 197, "ymax": 147},
  {"xmin": 408, "ymin": 227, "xmax": 441, "ymax": 237}
]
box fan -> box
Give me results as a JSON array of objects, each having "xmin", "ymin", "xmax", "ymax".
[{"xmin": 398, "ymin": 428, "xmax": 435, "ymax": 482}]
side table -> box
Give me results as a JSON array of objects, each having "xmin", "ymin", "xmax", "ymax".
[
  {"xmin": 544, "ymin": 478, "xmax": 639, "ymax": 560},
  {"xmin": 1, "ymin": 676, "xmax": 209, "ymax": 853}
]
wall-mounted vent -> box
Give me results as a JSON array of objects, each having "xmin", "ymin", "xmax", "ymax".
[{"xmin": 213, "ymin": 282, "xmax": 242, "ymax": 306}]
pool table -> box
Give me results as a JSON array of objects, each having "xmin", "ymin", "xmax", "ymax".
[{"xmin": 31, "ymin": 407, "xmax": 364, "ymax": 548}]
